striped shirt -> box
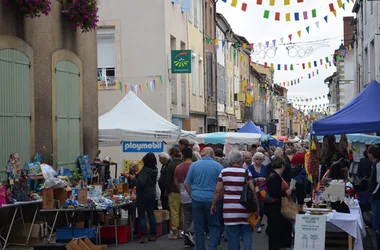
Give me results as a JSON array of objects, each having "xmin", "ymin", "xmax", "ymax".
[{"xmin": 218, "ymin": 166, "xmax": 252, "ymax": 225}]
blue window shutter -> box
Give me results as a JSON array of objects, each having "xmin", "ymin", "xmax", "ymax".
[
  {"xmin": 171, "ymin": 0, "xmax": 179, "ymax": 3},
  {"xmin": 181, "ymin": 0, "xmax": 191, "ymax": 13}
]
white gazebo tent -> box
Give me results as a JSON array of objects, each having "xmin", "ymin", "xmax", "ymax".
[
  {"xmin": 99, "ymin": 91, "xmax": 196, "ymax": 143},
  {"xmin": 98, "ymin": 91, "xmax": 195, "ymax": 177}
]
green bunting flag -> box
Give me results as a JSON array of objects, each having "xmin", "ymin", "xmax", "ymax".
[
  {"xmin": 312, "ymin": 9, "xmax": 317, "ymax": 18},
  {"xmin": 264, "ymin": 10, "xmax": 270, "ymax": 19}
]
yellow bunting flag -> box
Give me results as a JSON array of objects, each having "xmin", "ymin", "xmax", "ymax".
[
  {"xmin": 337, "ymin": 0, "xmax": 343, "ymax": 8},
  {"xmin": 284, "ymin": 0, "xmax": 290, "ymax": 5},
  {"xmin": 97, "ymin": 82, "xmax": 101, "ymax": 90},
  {"xmin": 285, "ymin": 13, "xmax": 291, "ymax": 21},
  {"xmin": 270, "ymin": 63, "xmax": 274, "ymax": 69},
  {"xmin": 332, "ymin": 10, "xmax": 337, "ymax": 17},
  {"xmin": 115, "ymin": 81, "xmax": 119, "ymax": 90},
  {"xmin": 269, "ymin": 0, "xmax": 275, "ymax": 6},
  {"xmin": 240, "ymin": 54, "xmax": 244, "ymax": 61},
  {"xmin": 243, "ymin": 43, "xmax": 247, "ymax": 50},
  {"xmin": 214, "ymin": 39, "xmax": 218, "ymax": 45},
  {"xmin": 297, "ymin": 30, "xmax": 301, "ymax": 38},
  {"xmin": 308, "ymin": 62, "xmax": 312, "ymax": 68},
  {"xmin": 231, "ymin": 0, "xmax": 238, "ymax": 7},
  {"xmin": 246, "ymin": 93, "xmax": 254, "ymax": 105}
]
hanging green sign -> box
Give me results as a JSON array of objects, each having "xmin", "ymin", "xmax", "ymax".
[{"xmin": 171, "ymin": 50, "xmax": 192, "ymax": 74}]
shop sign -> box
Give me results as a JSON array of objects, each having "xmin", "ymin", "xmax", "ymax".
[
  {"xmin": 122, "ymin": 141, "xmax": 164, "ymax": 153},
  {"xmin": 171, "ymin": 50, "xmax": 192, "ymax": 74},
  {"xmin": 294, "ymin": 214, "xmax": 326, "ymax": 250}
]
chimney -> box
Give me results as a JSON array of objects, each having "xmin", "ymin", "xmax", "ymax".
[{"xmin": 343, "ymin": 16, "xmax": 354, "ymax": 47}]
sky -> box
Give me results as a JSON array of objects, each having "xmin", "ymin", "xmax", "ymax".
[{"xmin": 216, "ymin": 0, "xmax": 354, "ymax": 108}]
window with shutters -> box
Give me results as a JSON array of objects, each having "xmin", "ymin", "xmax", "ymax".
[
  {"xmin": 199, "ymin": 57, "xmax": 203, "ymax": 97},
  {"xmin": 199, "ymin": 0, "xmax": 203, "ymax": 32},
  {"xmin": 206, "ymin": 52, "xmax": 213, "ymax": 97},
  {"xmin": 97, "ymin": 27, "xmax": 116, "ymax": 86},
  {"xmin": 193, "ymin": 0, "xmax": 198, "ymax": 27},
  {"xmin": 181, "ymin": 80, "xmax": 185, "ymax": 106},
  {"xmin": 0, "ymin": 49, "xmax": 31, "ymax": 181},
  {"xmin": 171, "ymin": 77, "xmax": 177, "ymax": 104},
  {"xmin": 191, "ymin": 53, "xmax": 196, "ymax": 95},
  {"xmin": 55, "ymin": 61, "xmax": 81, "ymax": 171}
]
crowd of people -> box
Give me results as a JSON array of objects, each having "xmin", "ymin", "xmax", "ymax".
[{"xmin": 129, "ymin": 137, "xmax": 380, "ymax": 250}]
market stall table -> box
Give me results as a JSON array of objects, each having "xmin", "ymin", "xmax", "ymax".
[
  {"xmin": 0, "ymin": 200, "xmax": 42, "ymax": 250},
  {"xmin": 40, "ymin": 201, "xmax": 135, "ymax": 246},
  {"xmin": 325, "ymin": 206, "xmax": 366, "ymax": 250}
]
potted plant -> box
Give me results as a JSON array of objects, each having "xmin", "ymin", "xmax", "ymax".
[
  {"xmin": 59, "ymin": 0, "xmax": 99, "ymax": 33},
  {"xmin": 3, "ymin": 0, "xmax": 51, "ymax": 18}
]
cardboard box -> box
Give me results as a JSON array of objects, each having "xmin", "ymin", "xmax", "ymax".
[
  {"xmin": 65, "ymin": 237, "xmax": 107, "ymax": 250},
  {"xmin": 9, "ymin": 221, "xmax": 47, "ymax": 246},
  {"xmin": 42, "ymin": 188, "xmax": 54, "ymax": 209},
  {"xmin": 77, "ymin": 239, "xmax": 90, "ymax": 250},
  {"xmin": 159, "ymin": 210, "xmax": 170, "ymax": 220},
  {"xmin": 54, "ymin": 188, "xmax": 72, "ymax": 208},
  {"xmin": 66, "ymin": 239, "xmax": 81, "ymax": 250},
  {"xmin": 154, "ymin": 210, "xmax": 163, "ymax": 223}
]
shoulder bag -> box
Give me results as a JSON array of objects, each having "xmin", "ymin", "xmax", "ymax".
[{"xmin": 240, "ymin": 169, "xmax": 258, "ymax": 212}]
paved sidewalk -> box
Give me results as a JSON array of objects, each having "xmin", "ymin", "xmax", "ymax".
[{"xmin": 108, "ymin": 231, "xmax": 268, "ymax": 250}]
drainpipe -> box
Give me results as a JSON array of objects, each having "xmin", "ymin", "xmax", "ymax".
[{"xmin": 214, "ymin": 0, "xmax": 218, "ymax": 132}]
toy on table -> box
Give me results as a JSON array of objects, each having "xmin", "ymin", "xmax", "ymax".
[
  {"xmin": 6, "ymin": 153, "xmax": 21, "ymax": 182},
  {"xmin": 78, "ymin": 155, "xmax": 93, "ymax": 180}
]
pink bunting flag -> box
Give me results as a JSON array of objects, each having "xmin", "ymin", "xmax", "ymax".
[{"xmin": 303, "ymin": 11, "xmax": 308, "ymax": 20}]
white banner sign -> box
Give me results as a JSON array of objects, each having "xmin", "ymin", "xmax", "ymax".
[{"xmin": 294, "ymin": 214, "xmax": 326, "ymax": 250}]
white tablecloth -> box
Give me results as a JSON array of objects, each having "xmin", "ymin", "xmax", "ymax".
[{"xmin": 325, "ymin": 206, "xmax": 366, "ymax": 250}]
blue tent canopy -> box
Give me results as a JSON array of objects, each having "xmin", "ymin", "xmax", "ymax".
[
  {"xmin": 312, "ymin": 80, "xmax": 380, "ymax": 135},
  {"xmin": 238, "ymin": 121, "xmax": 268, "ymax": 141}
]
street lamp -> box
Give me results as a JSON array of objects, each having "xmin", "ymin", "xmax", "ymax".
[{"xmin": 338, "ymin": 43, "xmax": 346, "ymax": 58}]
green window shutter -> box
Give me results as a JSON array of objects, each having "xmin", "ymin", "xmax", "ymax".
[
  {"xmin": 0, "ymin": 49, "xmax": 31, "ymax": 181},
  {"xmin": 56, "ymin": 61, "xmax": 80, "ymax": 171}
]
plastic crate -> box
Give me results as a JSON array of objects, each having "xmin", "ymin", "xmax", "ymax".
[
  {"xmin": 56, "ymin": 227, "xmax": 96, "ymax": 241},
  {"xmin": 100, "ymin": 225, "xmax": 131, "ymax": 243}
]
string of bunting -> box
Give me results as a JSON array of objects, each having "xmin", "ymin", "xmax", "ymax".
[
  {"xmin": 221, "ymin": 0, "xmax": 354, "ymax": 15},
  {"xmin": 255, "ymin": 0, "xmax": 354, "ymax": 7},
  {"xmin": 259, "ymin": 54, "xmax": 333, "ymax": 71},
  {"xmin": 97, "ymin": 75, "xmax": 163, "ymax": 93},
  {"xmin": 262, "ymin": 8, "xmax": 318, "ymax": 21},
  {"xmin": 261, "ymin": 0, "xmax": 354, "ymax": 20},
  {"xmin": 209, "ymin": 16, "xmax": 332, "ymax": 52},
  {"xmin": 287, "ymin": 93, "xmax": 329, "ymax": 103},
  {"xmin": 272, "ymin": 62, "xmax": 334, "ymax": 88}
]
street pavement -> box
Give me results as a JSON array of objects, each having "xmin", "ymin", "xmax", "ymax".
[{"xmin": 108, "ymin": 230, "xmax": 269, "ymax": 250}]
